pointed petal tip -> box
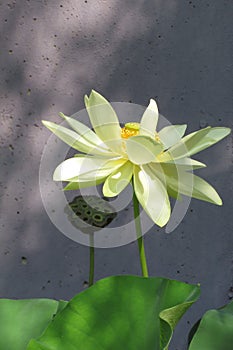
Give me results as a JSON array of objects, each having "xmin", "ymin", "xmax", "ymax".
[
  {"xmin": 210, "ymin": 126, "xmax": 231, "ymax": 137},
  {"xmin": 42, "ymin": 120, "xmax": 59, "ymax": 128},
  {"xmin": 149, "ymin": 98, "xmax": 157, "ymax": 105},
  {"xmin": 90, "ymin": 89, "xmax": 100, "ymax": 98},
  {"xmin": 224, "ymin": 127, "xmax": 231, "ymax": 135},
  {"xmin": 102, "ymin": 187, "xmax": 116, "ymax": 198},
  {"xmin": 148, "ymin": 206, "xmax": 171, "ymax": 227},
  {"xmin": 216, "ymin": 197, "xmax": 223, "ymax": 206},
  {"xmin": 53, "ymin": 168, "xmax": 60, "ymax": 181},
  {"xmin": 156, "ymin": 216, "xmax": 170, "ymax": 228},
  {"xmin": 157, "ymin": 206, "xmax": 171, "ymax": 227},
  {"xmin": 89, "ymin": 89, "xmax": 106, "ymax": 102},
  {"xmin": 58, "ymin": 112, "xmax": 66, "ymax": 119},
  {"xmin": 84, "ymin": 94, "xmax": 89, "ymax": 107},
  {"xmin": 148, "ymin": 98, "xmax": 158, "ymax": 110},
  {"xmin": 88, "ymin": 90, "xmax": 106, "ymax": 106},
  {"xmin": 91, "ymin": 89, "xmax": 98, "ymax": 94},
  {"xmin": 53, "ymin": 162, "xmax": 67, "ymax": 182},
  {"xmin": 41, "ymin": 120, "xmax": 51, "ymax": 128},
  {"xmin": 53, "ymin": 174, "xmax": 58, "ymax": 182}
]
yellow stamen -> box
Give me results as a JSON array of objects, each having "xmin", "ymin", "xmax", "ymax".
[
  {"xmin": 155, "ymin": 133, "xmax": 160, "ymax": 142},
  {"xmin": 121, "ymin": 122, "xmax": 140, "ymax": 139},
  {"xmin": 121, "ymin": 122, "xmax": 161, "ymax": 144}
]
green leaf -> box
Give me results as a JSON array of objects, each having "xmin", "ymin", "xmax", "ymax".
[
  {"xmin": 189, "ymin": 301, "xmax": 233, "ymax": 350},
  {"xmin": 27, "ymin": 275, "xmax": 200, "ymax": 350},
  {"xmin": 0, "ymin": 299, "xmax": 67, "ymax": 350}
]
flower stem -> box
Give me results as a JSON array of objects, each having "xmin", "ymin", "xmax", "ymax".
[
  {"xmin": 89, "ymin": 234, "xmax": 94, "ymax": 286},
  {"xmin": 132, "ymin": 180, "xmax": 149, "ymax": 277}
]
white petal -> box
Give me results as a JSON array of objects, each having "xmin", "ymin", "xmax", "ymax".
[
  {"xmin": 150, "ymin": 158, "xmax": 205, "ymax": 175},
  {"xmin": 152, "ymin": 164, "xmax": 222, "ymax": 205},
  {"xmin": 158, "ymin": 124, "xmax": 187, "ymax": 149},
  {"xmin": 159, "ymin": 158, "xmax": 206, "ymax": 170},
  {"xmin": 103, "ymin": 162, "xmax": 133, "ymax": 197},
  {"xmin": 139, "ymin": 99, "xmax": 159, "ymax": 137},
  {"xmin": 85, "ymin": 90, "xmax": 123, "ymax": 154},
  {"xmin": 158, "ymin": 126, "xmax": 230, "ymax": 161},
  {"xmin": 191, "ymin": 175, "xmax": 222, "ymax": 205},
  {"xmin": 180, "ymin": 127, "xmax": 231, "ymax": 156},
  {"xmin": 63, "ymin": 178, "xmax": 105, "ymax": 191},
  {"xmin": 53, "ymin": 156, "xmax": 126, "ymax": 182},
  {"xmin": 42, "ymin": 120, "xmax": 113, "ymax": 156},
  {"xmin": 146, "ymin": 163, "xmax": 182, "ymax": 200},
  {"xmin": 134, "ymin": 166, "xmax": 171, "ymax": 227},
  {"xmin": 59, "ymin": 113, "xmax": 112, "ymax": 153},
  {"xmin": 126, "ymin": 135, "xmax": 163, "ymax": 165},
  {"xmin": 84, "ymin": 94, "xmax": 89, "ymax": 107}
]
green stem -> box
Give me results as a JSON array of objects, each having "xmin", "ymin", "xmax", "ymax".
[
  {"xmin": 89, "ymin": 234, "xmax": 95, "ymax": 286},
  {"xmin": 132, "ymin": 180, "xmax": 149, "ymax": 277}
]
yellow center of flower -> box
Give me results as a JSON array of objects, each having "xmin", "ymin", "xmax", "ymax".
[
  {"xmin": 121, "ymin": 122, "xmax": 161, "ymax": 143},
  {"xmin": 155, "ymin": 133, "xmax": 160, "ymax": 142},
  {"xmin": 121, "ymin": 122, "xmax": 140, "ymax": 139}
]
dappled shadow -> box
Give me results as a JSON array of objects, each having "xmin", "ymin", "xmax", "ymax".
[{"xmin": 0, "ymin": 0, "xmax": 233, "ymax": 349}]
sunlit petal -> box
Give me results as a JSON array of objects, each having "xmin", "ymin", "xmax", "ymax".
[
  {"xmin": 163, "ymin": 157, "xmax": 206, "ymax": 170},
  {"xmin": 43, "ymin": 91, "xmax": 231, "ymax": 229},
  {"xmin": 53, "ymin": 156, "xmax": 126, "ymax": 182},
  {"xmin": 139, "ymin": 99, "xmax": 159, "ymax": 137},
  {"xmin": 158, "ymin": 124, "xmax": 187, "ymax": 149},
  {"xmin": 152, "ymin": 164, "xmax": 222, "ymax": 205},
  {"xmin": 134, "ymin": 166, "xmax": 171, "ymax": 227},
  {"xmin": 181, "ymin": 127, "xmax": 231, "ymax": 156},
  {"xmin": 42, "ymin": 120, "xmax": 113, "ymax": 156},
  {"xmin": 59, "ymin": 113, "xmax": 112, "ymax": 153},
  {"xmin": 191, "ymin": 175, "xmax": 222, "ymax": 205},
  {"xmin": 103, "ymin": 162, "xmax": 133, "ymax": 197},
  {"xmin": 63, "ymin": 178, "xmax": 105, "ymax": 191},
  {"xmin": 126, "ymin": 135, "xmax": 163, "ymax": 165},
  {"xmin": 158, "ymin": 127, "xmax": 231, "ymax": 161},
  {"xmin": 85, "ymin": 90, "xmax": 123, "ymax": 154}
]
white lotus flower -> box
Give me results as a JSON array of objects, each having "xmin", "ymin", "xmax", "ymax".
[{"xmin": 42, "ymin": 90, "xmax": 230, "ymax": 227}]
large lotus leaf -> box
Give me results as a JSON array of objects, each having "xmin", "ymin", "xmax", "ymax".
[
  {"xmin": 188, "ymin": 300, "xmax": 233, "ymax": 350},
  {"xmin": 27, "ymin": 275, "xmax": 200, "ymax": 350},
  {"xmin": 0, "ymin": 298, "xmax": 67, "ymax": 350}
]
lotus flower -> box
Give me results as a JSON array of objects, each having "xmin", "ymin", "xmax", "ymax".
[{"xmin": 42, "ymin": 90, "xmax": 230, "ymax": 227}]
